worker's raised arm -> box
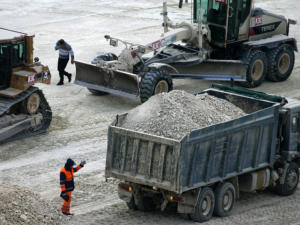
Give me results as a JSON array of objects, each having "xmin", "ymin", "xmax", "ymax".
[{"xmin": 74, "ymin": 160, "xmax": 86, "ymax": 172}]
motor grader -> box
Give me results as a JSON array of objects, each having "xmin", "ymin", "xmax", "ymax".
[
  {"xmin": 0, "ymin": 28, "xmax": 52, "ymax": 144},
  {"xmin": 75, "ymin": 0, "xmax": 297, "ymax": 103}
]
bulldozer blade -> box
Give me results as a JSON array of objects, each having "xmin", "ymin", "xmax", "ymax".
[
  {"xmin": 74, "ymin": 61, "xmax": 140, "ymax": 99},
  {"xmin": 171, "ymin": 60, "xmax": 247, "ymax": 81}
]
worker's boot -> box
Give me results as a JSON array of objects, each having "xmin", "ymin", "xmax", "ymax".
[
  {"xmin": 62, "ymin": 212, "xmax": 74, "ymax": 216},
  {"xmin": 57, "ymin": 73, "xmax": 64, "ymax": 85},
  {"xmin": 67, "ymin": 73, "xmax": 72, "ymax": 83},
  {"xmin": 57, "ymin": 80, "xmax": 64, "ymax": 86}
]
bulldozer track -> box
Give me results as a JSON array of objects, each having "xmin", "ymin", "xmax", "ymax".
[{"xmin": 0, "ymin": 86, "xmax": 52, "ymax": 144}]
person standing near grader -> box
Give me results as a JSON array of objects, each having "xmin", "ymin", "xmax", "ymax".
[{"xmin": 54, "ymin": 39, "xmax": 74, "ymax": 85}]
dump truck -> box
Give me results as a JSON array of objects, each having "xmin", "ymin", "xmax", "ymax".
[
  {"xmin": 75, "ymin": 0, "xmax": 297, "ymax": 102},
  {"xmin": 0, "ymin": 27, "xmax": 52, "ymax": 144},
  {"xmin": 105, "ymin": 84, "xmax": 300, "ymax": 222}
]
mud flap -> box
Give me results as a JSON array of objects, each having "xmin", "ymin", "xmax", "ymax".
[{"xmin": 74, "ymin": 61, "xmax": 140, "ymax": 99}]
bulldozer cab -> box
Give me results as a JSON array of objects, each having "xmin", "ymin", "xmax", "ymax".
[
  {"xmin": 194, "ymin": 0, "xmax": 252, "ymax": 47},
  {"xmin": 0, "ymin": 28, "xmax": 51, "ymax": 97},
  {"xmin": 0, "ymin": 43, "xmax": 10, "ymax": 89}
]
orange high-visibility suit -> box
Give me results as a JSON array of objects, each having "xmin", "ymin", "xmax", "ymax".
[{"xmin": 60, "ymin": 158, "xmax": 84, "ymax": 215}]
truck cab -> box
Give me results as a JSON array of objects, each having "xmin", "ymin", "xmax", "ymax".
[{"xmin": 280, "ymin": 100, "xmax": 300, "ymax": 160}]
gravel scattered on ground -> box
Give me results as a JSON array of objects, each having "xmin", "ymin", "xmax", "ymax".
[
  {"xmin": 120, "ymin": 90, "xmax": 246, "ymax": 139},
  {"xmin": 0, "ymin": 183, "xmax": 68, "ymax": 225}
]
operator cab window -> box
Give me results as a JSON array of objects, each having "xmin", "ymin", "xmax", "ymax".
[
  {"xmin": 0, "ymin": 44, "xmax": 9, "ymax": 65},
  {"xmin": 11, "ymin": 42, "xmax": 25, "ymax": 66},
  {"xmin": 292, "ymin": 115, "xmax": 300, "ymax": 133},
  {"xmin": 239, "ymin": 0, "xmax": 251, "ymax": 27}
]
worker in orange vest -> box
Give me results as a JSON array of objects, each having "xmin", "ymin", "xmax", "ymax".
[{"xmin": 60, "ymin": 158, "xmax": 86, "ymax": 215}]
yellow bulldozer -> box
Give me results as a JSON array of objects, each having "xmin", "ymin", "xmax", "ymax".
[{"xmin": 0, "ymin": 27, "xmax": 52, "ymax": 144}]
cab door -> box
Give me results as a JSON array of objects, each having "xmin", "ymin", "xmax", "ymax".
[
  {"xmin": 227, "ymin": 0, "xmax": 251, "ymax": 42},
  {"xmin": 0, "ymin": 43, "xmax": 11, "ymax": 89},
  {"xmin": 290, "ymin": 112, "xmax": 300, "ymax": 152}
]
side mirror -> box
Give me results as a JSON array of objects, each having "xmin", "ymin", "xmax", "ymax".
[
  {"xmin": 138, "ymin": 46, "xmax": 146, "ymax": 54},
  {"xmin": 110, "ymin": 39, "xmax": 118, "ymax": 47}
]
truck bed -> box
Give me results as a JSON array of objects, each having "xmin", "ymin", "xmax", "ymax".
[{"xmin": 105, "ymin": 88, "xmax": 280, "ymax": 194}]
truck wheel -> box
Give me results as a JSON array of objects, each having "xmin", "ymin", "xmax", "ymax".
[
  {"xmin": 126, "ymin": 196, "xmax": 137, "ymax": 210},
  {"xmin": 189, "ymin": 187, "xmax": 215, "ymax": 222},
  {"xmin": 87, "ymin": 88, "xmax": 108, "ymax": 96},
  {"xmin": 267, "ymin": 44, "xmax": 295, "ymax": 82},
  {"xmin": 213, "ymin": 182, "xmax": 235, "ymax": 217},
  {"xmin": 241, "ymin": 50, "xmax": 267, "ymax": 88},
  {"xmin": 275, "ymin": 162, "xmax": 299, "ymax": 196},
  {"xmin": 136, "ymin": 196, "xmax": 156, "ymax": 211},
  {"xmin": 139, "ymin": 69, "xmax": 173, "ymax": 103}
]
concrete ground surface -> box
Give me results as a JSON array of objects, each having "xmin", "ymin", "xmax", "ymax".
[{"xmin": 1, "ymin": 0, "xmax": 300, "ymax": 224}]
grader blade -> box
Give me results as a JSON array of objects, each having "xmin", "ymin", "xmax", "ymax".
[
  {"xmin": 74, "ymin": 61, "xmax": 140, "ymax": 99},
  {"xmin": 172, "ymin": 60, "xmax": 247, "ymax": 82}
]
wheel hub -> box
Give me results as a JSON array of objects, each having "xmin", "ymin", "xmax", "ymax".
[
  {"xmin": 154, "ymin": 80, "xmax": 169, "ymax": 95},
  {"xmin": 278, "ymin": 53, "xmax": 290, "ymax": 75},
  {"xmin": 251, "ymin": 59, "xmax": 264, "ymax": 81},
  {"xmin": 223, "ymin": 190, "xmax": 233, "ymax": 211},
  {"xmin": 287, "ymin": 170, "xmax": 298, "ymax": 189},
  {"xmin": 201, "ymin": 196, "xmax": 211, "ymax": 216}
]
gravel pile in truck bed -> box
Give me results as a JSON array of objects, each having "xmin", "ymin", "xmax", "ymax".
[
  {"xmin": 120, "ymin": 90, "xmax": 246, "ymax": 140},
  {"xmin": 0, "ymin": 183, "xmax": 68, "ymax": 225}
]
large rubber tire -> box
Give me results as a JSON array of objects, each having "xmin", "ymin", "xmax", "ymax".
[
  {"xmin": 267, "ymin": 44, "xmax": 295, "ymax": 82},
  {"xmin": 274, "ymin": 162, "xmax": 299, "ymax": 196},
  {"xmin": 189, "ymin": 187, "xmax": 215, "ymax": 223},
  {"xmin": 213, "ymin": 182, "xmax": 236, "ymax": 217},
  {"xmin": 87, "ymin": 88, "xmax": 108, "ymax": 96},
  {"xmin": 139, "ymin": 69, "xmax": 173, "ymax": 103},
  {"xmin": 126, "ymin": 196, "xmax": 137, "ymax": 210},
  {"xmin": 241, "ymin": 50, "xmax": 268, "ymax": 88},
  {"xmin": 136, "ymin": 196, "xmax": 156, "ymax": 212}
]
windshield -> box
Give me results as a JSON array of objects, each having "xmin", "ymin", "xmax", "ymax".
[{"xmin": 194, "ymin": 0, "xmax": 227, "ymax": 25}]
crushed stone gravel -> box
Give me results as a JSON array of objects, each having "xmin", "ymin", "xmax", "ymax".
[
  {"xmin": 0, "ymin": 183, "xmax": 68, "ymax": 225},
  {"xmin": 120, "ymin": 90, "xmax": 246, "ymax": 139}
]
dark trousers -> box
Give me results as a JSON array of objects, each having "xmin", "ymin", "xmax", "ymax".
[{"xmin": 57, "ymin": 58, "xmax": 70, "ymax": 82}]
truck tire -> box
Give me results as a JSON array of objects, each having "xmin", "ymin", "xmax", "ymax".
[
  {"xmin": 241, "ymin": 50, "xmax": 268, "ymax": 88},
  {"xmin": 274, "ymin": 162, "xmax": 299, "ymax": 196},
  {"xmin": 267, "ymin": 44, "xmax": 295, "ymax": 82},
  {"xmin": 213, "ymin": 182, "xmax": 236, "ymax": 217},
  {"xmin": 189, "ymin": 187, "xmax": 215, "ymax": 222},
  {"xmin": 126, "ymin": 196, "xmax": 137, "ymax": 210},
  {"xmin": 87, "ymin": 88, "xmax": 108, "ymax": 96},
  {"xmin": 136, "ymin": 196, "xmax": 156, "ymax": 212},
  {"xmin": 139, "ymin": 69, "xmax": 173, "ymax": 103}
]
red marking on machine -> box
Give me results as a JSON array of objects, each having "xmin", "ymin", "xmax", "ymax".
[
  {"xmin": 216, "ymin": 0, "xmax": 226, "ymax": 3},
  {"xmin": 152, "ymin": 39, "xmax": 164, "ymax": 51},
  {"xmin": 255, "ymin": 16, "xmax": 263, "ymax": 26},
  {"xmin": 28, "ymin": 75, "xmax": 35, "ymax": 83}
]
